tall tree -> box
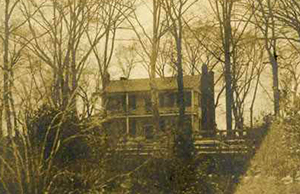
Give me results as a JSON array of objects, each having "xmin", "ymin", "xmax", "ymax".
[
  {"xmin": 87, "ymin": 0, "xmax": 133, "ymax": 100},
  {"xmin": 162, "ymin": 0, "xmax": 197, "ymax": 159},
  {"xmin": 115, "ymin": 43, "xmax": 138, "ymax": 79},
  {"xmin": 274, "ymin": 0, "xmax": 300, "ymax": 114},
  {"xmin": 231, "ymin": 31, "xmax": 266, "ymax": 130},
  {"xmin": 210, "ymin": 0, "xmax": 235, "ymax": 132},
  {"xmin": 202, "ymin": 0, "xmax": 258, "ymax": 132},
  {"xmin": 250, "ymin": 0, "xmax": 280, "ymax": 116},
  {"xmin": 1, "ymin": 0, "xmax": 35, "ymax": 137},
  {"xmin": 125, "ymin": 0, "xmax": 169, "ymax": 131},
  {"xmin": 23, "ymin": 0, "xmax": 124, "ymax": 113}
]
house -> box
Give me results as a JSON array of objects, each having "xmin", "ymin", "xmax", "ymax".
[{"xmin": 103, "ymin": 75, "xmax": 205, "ymax": 139}]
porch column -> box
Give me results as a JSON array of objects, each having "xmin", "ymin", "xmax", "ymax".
[
  {"xmin": 191, "ymin": 90, "xmax": 194, "ymax": 131},
  {"xmin": 126, "ymin": 93, "xmax": 129, "ymax": 134}
]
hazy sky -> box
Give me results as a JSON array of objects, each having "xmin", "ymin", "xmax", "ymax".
[{"xmin": 110, "ymin": 0, "xmax": 213, "ymax": 79}]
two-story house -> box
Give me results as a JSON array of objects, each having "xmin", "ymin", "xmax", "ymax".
[{"xmin": 103, "ymin": 75, "xmax": 202, "ymax": 139}]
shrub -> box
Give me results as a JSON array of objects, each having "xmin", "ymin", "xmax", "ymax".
[
  {"xmin": 235, "ymin": 113, "xmax": 300, "ymax": 194},
  {"xmin": 0, "ymin": 105, "xmax": 107, "ymax": 194}
]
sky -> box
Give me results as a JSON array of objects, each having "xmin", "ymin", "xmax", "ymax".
[{"xmin": 110, "ymin": 0, "xmax": 213, "ymax": 79}]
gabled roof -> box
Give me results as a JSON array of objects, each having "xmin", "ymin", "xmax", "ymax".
[{"xmin": 105, "ymin": 75, "xmax": 201, "ymax": 93}]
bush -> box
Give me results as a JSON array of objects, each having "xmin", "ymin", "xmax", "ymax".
[
  {"xmin": 0, "ymin": 105, "xmax": 109, "ymax": 194},
  {"xmin": 26, "ymin": 105, "xmax": 90, "ymax": 165},
  {"xmin": 109, "ymin": 156, "xmax": 218, "ymax": 194},
  {"xmin": 235, "ymin": 113, "xmax": 300, "ymax": 194}
]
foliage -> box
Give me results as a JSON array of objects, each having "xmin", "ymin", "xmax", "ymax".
[
  {"xmin": 0, "ymin": 105, "xmax": 110, "ymax": 194},
  {"xmin": 102, "ymin": 156, "xmax": 221, "ymax": 194},
  {"xmin": 235, "ymin": 112, "xmax": 300, "ymax": 194},
  {"xmin": 26, "ymin": 105, "xmax": 89, "ymax": 164}
]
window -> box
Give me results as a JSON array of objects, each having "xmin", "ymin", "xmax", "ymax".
[
  {"xmin": 107, "ymin": 94, "xmax": 126, "ymax": 112},
  {"xmin": 103, "ymin": 119, "xmax": 126, "ymax": 136},
  {"xmin": 144, "ymin": 94, "xmax": 152, "ymax": 111},
  {"xmin": 130, "ymin": 119, "xmax": 136, "ymax": 137},
  {"xmin": 159, "ymin": 93, "xmax": 165, "ymax": 107},
  {"xmin": 159, "ymin": 91, "xmax": 192, "ymax": 108},
  {"xmin": 122, "ymin": 95, "xmax": 126, "ymax": 111},
  {"xmin": 184, "ymin": 91, "xmax": 192, "ymax": 107},
  {"xmin": 166, "ymin": 93, "xmax": 176, "ymax": 107},
  {"xmin": 129, "ymin": 94, "xmax": 136, "ymax": 110},
  {"xmin": 184, "ymin": 116, "xmax": 192, "ymax": 130},
  {"xmin": 144, "ymin": 124, "xmax": 153, "ymax": 139},
  {"xmin": 159, "ymin": 91, "xmax": 176, "ymax": 107},
  {"xmin": 159, "ymin": 119, "xmax": 166, "ymax": 131}
]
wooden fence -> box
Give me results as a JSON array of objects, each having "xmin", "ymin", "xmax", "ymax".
[{"xmin": 108, "ymin": 130, "xmax": 257, "ymax": 156}]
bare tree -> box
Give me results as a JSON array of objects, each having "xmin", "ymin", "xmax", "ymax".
[
  {"xmin": 156, "ymin": 34, "xmax": 175, "ymax": 77},
  {"xmin": 162, "ymin": 0, "xmax": 198, "ymax": 161},
  {"xmin": 124, "ymin": 0, "xmax": 169, "ymax": 131},
  {"xmin": 115, "ymin": 43, "xmax": 139, "ymax": 79},
  {"xmin": 231, "ymin": 31, "xmax": 266, "ymax": 130},
  {"xmin": 274, "ymin": 0, "xmax": 300, "ymax": 114},
  {"xmin": 279, "ymin": 48, "xmax": 300, "ymax": 115},
  {"xmin": 22, "ymin": 0, "xmax": 121, "ymax": 113},
  {"xmin": 249, "ymin": 0, "xmax": 281, "ymax": 116},
  {"xmin": 87, "ymin": 0, "xmax": 134, "ymax": 89},
  {"xmin": 249, "ymin": 41, "xmax": 266, "ymax": 128},
  {"xmin": 1, "ymin": 0, "xmax": 33, "ymax": 137},
  {"xmin": 208, "ymin": 0, "xmax": 235, "ymax": 132},
  {"xmin": 194, "ymin": 0, "xmax": 262, "ymax": 133}
]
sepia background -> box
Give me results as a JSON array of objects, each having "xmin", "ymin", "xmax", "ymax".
[{"xmin": 0, "ymin": 0, "xmax": 299, "ymax": 193}]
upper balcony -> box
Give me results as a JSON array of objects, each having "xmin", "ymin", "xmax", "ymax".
[
  {"xmin": 105, "ymin": 90, "xmax": 200, "ymax": 117},
  {"xmin": 104, "ymin": 75, "xmax": 201, "ymax": 117}
]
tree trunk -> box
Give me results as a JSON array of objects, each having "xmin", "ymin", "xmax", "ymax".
[
  {"xmin": 173, "ymin": 8, "xmax": 194, "ymax": 160},
  {"xmin": 250, "ymin": 72, "xmax": 261, "ymax": 129},
  {"xmin": 224, "ymin": 10, "xmax": 233, "ymax": 133},
  {"xmin": 71, "ymin": 44, "xmax": 78, "ymax": 114},
  {"xmin": 270, "ymin": 52, "xmax": 280, "ymax": 116},
  {"xmin": 176, "ymin": 38, "xmax": 185, "ymax": 131},
  {"xmin": 149, "ymin": 0, "xmax": 160, "ymax": 132},
  {"xmin": 3, "ymin": 0, "xmax": 13, "ymax": 137},
  {"xmin": 0, "ymin": 102, "xmax": 2, "ymax": 138},
  {"xmin": 149, "ymin": 46, "xmax": 160, "ymax": 132}
]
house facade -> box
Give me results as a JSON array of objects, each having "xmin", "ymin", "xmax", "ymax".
[{"xmin": 103, "ymin": 75, "xmax": 202, "ymax": 139}]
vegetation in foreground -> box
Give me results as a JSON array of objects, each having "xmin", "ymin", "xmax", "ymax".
[
  {"xmin": 235, "ymin": 112, "xmax": 300, "ymax": 194},
  {"xmin": 0, "ymin": 105, "xmax": 258, "ymax": 194}
]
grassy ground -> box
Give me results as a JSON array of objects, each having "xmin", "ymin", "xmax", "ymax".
[{"xmin": 235, "ymin": 117, "xmax": 300, "ymax": 194}]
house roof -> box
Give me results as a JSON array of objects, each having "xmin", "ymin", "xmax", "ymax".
[{"xmin": 105, "ymin": 75, "xmax": 201, "ymax": 93}]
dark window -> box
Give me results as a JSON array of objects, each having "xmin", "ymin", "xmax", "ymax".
[
  {"xmin": 130, "ymin": 119, "xmax": 136, "ymax": 137},
  {"xmin": 159, "ymin": 93, "xmax": 165, "ymax": 107},
  {"xmin": 107, "ymin": 97, "xmax": 116, "ymax": 111},
  {"xmin": 107, "ymin": 94, "xmax": 126, "ymax": 112},
  {"xmin": 122, "ymin": 95, "xmax": 126, "ymax": 111},
  {"xmin": 129, "ymin": 94, "xmax": 136, "ymax": 110},
  {"xmin": 184, "ymin": 91, "xmax": 192, "ymax": 107},
  {"xmin": 144, "ymin": 94, "xmax": 152, "ymax": 111},
  {"xmin": 166, "ymin": 93, "xmax": 176, "ymax": 107},
  {"xmin": 144, "ymin": 124, "xmax": 153, "ymax": 139},
  {"xmin": 185, "ymin": 117, "xmax": 192, "ymax": 130},
  {"xmin": 159, "ymin": 119, "xmax": 166, "ymax": 131},
  {"xmin": 174, "ymin": 91, "xmax": 192, "ymax": 107},
  {"xmin": 103, "ymin": 119, "xmax": 126, "ymax": 136},
  {"xmin": 159, "ymin": 91, "xmax": 176, "ymax": 107}
]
